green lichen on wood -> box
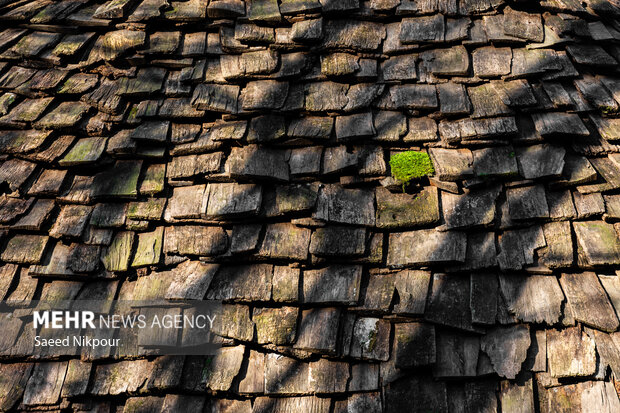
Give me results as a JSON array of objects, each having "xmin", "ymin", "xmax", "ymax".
[
  {"xmin": 601, "ymin": 105, "xmax": 619, "ymax": 116},
  {"xmin": 389, "ymin": 151, "xmax": 435, "ymax": 188},
  {"xmin": 59, "ymin": 137, "xmax": 107, "ymax": 166}
]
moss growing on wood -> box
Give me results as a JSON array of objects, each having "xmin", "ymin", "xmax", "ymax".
[{"xmin": 389, "ymin": 151, "xmax": 435, "ymax": 189}]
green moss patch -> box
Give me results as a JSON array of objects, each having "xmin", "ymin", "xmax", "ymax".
[{"xmin": 389, "ymin": 151, "xmax": 435, "ymax": 188}]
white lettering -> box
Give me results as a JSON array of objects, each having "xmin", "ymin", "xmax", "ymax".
[
  {"xmin": 33, "ymin": 311, "xmax": 49, "ymax": 329},
  {"xmin": 51, "ymin": 311, "xmax": 64, "ymax": 328},
  {"xmin": 82, "ymin": 311, "xmax": 96, "ymax": 329}
]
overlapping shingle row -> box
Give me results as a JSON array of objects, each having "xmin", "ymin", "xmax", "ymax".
[{"xmin": 2, "ymin": 0, "xmax": 620, "ymax": 411}]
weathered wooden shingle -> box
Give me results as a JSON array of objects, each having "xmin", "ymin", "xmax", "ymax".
[
  {"xmin": 226, "ymin": 145, "xmax": 289, "ymax": 181},
  {"xmin": 303, "ymin": 265, "xmax": 362, "ymax": 304},
  {"xmin": 385, "ymin": 376, "xmax": 448, "ymax": 412},
  {"xmin": 574, "ymin": 221, "xmax": 620, "ymax": 267},
  {"xmin": 91, "ymin": 360, "xmax": 153, "ymax": 395},
  {"xmin": 546, "ymin": 381, "xmax": 620, "ymax": 412},
  {"xmin": 1, "ymin": 234, "xmax": 49, "ymax": 264},
  {"xmin": 425, "ymin": 273, "xmax": 479, "ymax": 332},
  {"xmin": 101, "ymin": 231, "xmax": 134, "ymax": 272},
  {"xmin": 131, "ymin": 227, "xmax": 164, "ymax": 267},
  {"xmin": 434, "ymin": 331, "xmax": 479, "ymax": 378},
  {"xmin": 314, "ymin": 184, "xmax": 375, "ymax": 226},
  {"xmin": 429, "ymin": 148, "xmax": 473, "ymax": 180},
  {"xmin": 191, "ymin": 83, "xmax": 239, "ymax": 113},
  {"xmin": 93, "ymin": 160, "xmax": 142, "ymax": 198},
  {"xmin": 295, "ymin": 308, "xmax": 340, "ymax": 354},
  {"xmin": 400, "ymin": 15, "xmax": 444, "ymax": 43},
  {"xmin": 203, "ymin": 182, "xmax": 262, "ymax": 219},
  {"xmin": 499, "ymin": 275, "xmax": 564, "ymax": 324},
  {"xmin": 36, "ymin": 101, "xmax": 89, "ymax": 129},
  {"xmin": 0, "ymin": 158, "xmax": 37, "ymax": 191},
  {"xmin": 472, "ymin": 46, "xmax": 512, "ymax": 77},
  {"xmin": 164, "ymin": 225, "xmax": 228, "ymax": 256},
  {"xmin": 50, "ymin": 205, "xmax": 93, "ymax": 238},
  {"xmin": 253, "ymin": 307, "xmax": 297, "ymax": 344},
  {"xmin": 547, "ymin": 327, "xmax": 597, "ymax": 378},
  {"xmin": 376, "ymin": 187, "xmax": 439, "ymax": 228},
  {"xmin": 257, "ymin": 223, "xmax": 311, "ymax": 260},
  {"xmin": 516, "ymin": 144, "xmax": 565, "ymax": 179},
  {"xmin": 207, "ymin": 264, "xmax": 272, "ymax": 302},
  {"xmin": 387, "ymin": 229, "xmax": 466, "ymax": 267},
  {"xmin": 0, "ymin": 364, "xmax": 33, "ymax": 411},
  {"xmin": 309, "ymin": 227, "xmax": 365, "ymax": 257},
  {"xmin": 202, "ymin": 346, "xmax": 245, "ymax": 391},
  {"xmin": 480, "ymin": 325, "xmax": 530, "ymax": 379},
  {"xmin": 0, "ymin": 1, "xmax": 619, "ymax": 408},
  {"xmin": 23, "ymin": 362, "xmax": 68, "ymax": 406},
  {"xmin": 323, "ymin": 20, "xmax": 386, "ymax": 51},
  {"xmin": 394, "ymin": 323, "xmax": 436, "ymax": 368},
  {"xmin": 442, "ymin": 185, "xmax": 501, "ymax": 230},
  {"xmin": 506, "ymin": 185, "xmax": 549, "ymax": 221},
  {"xmin": 531, "ymin": 112, "xmax": 589, "ymax": 137},
  {"xmin": 560, "ymin": 272, "xmax": 619, "ymax": 332}
]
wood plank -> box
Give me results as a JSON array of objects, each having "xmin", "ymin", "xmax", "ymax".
[
  {"xmin": 547, "ymin": 327, "xmax": 596, "ymax": 378},
  {"xmin": 560, "ymin": 272, "xmax": 619, "ymax": 332},
  {"xmin": 23, "ymin": 362, "xmax": 68, "ymax": 406},
  {"xmin": 499, "ymin": 275, "xmax": 564, "ymax": 324},
  {"xmin": 480, "ymin": 325, "xmax": 530, "ymax": 379}
]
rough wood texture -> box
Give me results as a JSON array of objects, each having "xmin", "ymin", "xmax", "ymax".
[
  {"xmin": 560, "ymin": 272, "xmax": 619, "ymax": 332},
  {"xmin": 547, "ymin": 327, "xmax": 597, "ymax": 378},
  {"xmin": 0, "ymin": 1, "xmax": 618, "ymax": 411},
  {"xmin": 499, "ymin": 275, "xmax": 564, "ymax": 325},
  {"xmin": 480, "ymin": 325, "xmax": 530, "ymax": 379}
]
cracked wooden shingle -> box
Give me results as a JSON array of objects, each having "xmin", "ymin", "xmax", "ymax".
[
  {"xmin": 241, "ymin": 81, "xmax": 289, "ymax": 110},
  {"xmin": 442, "ymin": 185, "xmax": 501, "ymax": 230},
  {"xmin": 314, "ymin": 184, "xmax": 375, "ymax": 226},
  {"xmin": 101, "ymin": 230, "xmax": 134, "ymax": 272},
  {"xmin": 253, "ymin": 306, "xmax": 297, "ymax": 344},
  {"xmin": 225, "ymin": 145, "xmax": 289, "ymax": 181},
  {"xmin": 163, "ymin": 225, "xmax": 228, "ymax": 256},
  {"xmin": 480, "ymin": 325, "xmax": 530, "ymax": 379},
  {"xmin": 400, "ymin": 14, "xmax": 444, "ymax": 43},
  {"xmin": 191, "ymin": 83, "xmax": 239, "ymax": 113},
  {"xmin": 381, "ymin": 54, "xmax": 417, "ymax": 81},
  {"xmin": 131, "ymin": 226, "xmax": 164, "ymax": 267},
  {"xmin": 167, "ymin": 152, "xmax": 223, "ymax": 180},
  {"xmin": 206, "ymin": 264, "xmax": 273, "ymax": 301},
  {"xmin": 246, "ymin": 115, "xmax": 286, "ymax": 143},
  {"xmin": 221, "ymin": 49, "xmax": 279, "ymax": 79},
  {"xmin": 425, "ymin": 273, "xmax": 480, "ymax": 332},
  {"xmin": 93, "ymin": 160, "xmax": 142, "ymax": 198},
  {"xmin": 0, "ymin": 97, "xmax": 53, "ymax": 125},
  {"xmin": 49, "ymin": 204, "xmax": 93, "ymax": 238},
  {"xmin": 560, "ymin": 272, "xmax": 619, "ymax": 332},
  {"xmin": 202, "ymin": 182, "xmax": 262, "ymax": 219},
  {"xmin": 547, "ymin": 326, "xmax": 597, "ymax": 378},
  {"xmin": 574, "ymin": 221, "xmax": 620, "ymax": 267},
  {"xmin": 303, "ymin": 265, "xmax": 362, "ymax": 304},
  {"xmin": 58, "ymin": 137, "xmax": 107, "ymax": 166},
  {"xmin": 323, "ymin": 20, "xmax": 386, "ymax": 51},
  {"xmin": 290, "ymin": 18, "xmax": 323, "ymax": 42},
  {"xmin": 1, "ymin": 234, "xmax": 49, "ymax": 264},
  {"xmin": 376, "ymin": 186, "xmax": 439, "ymax": 228},
  {"xmin": 388, "ymin": 229, "xmax": 466, "ymax": 266},
  {"xmin": 165, "ymin": 260, "xmax": 218, "ymax": 300},
  {"xmin": 257, "ymin": 223, "xmax": 311, "ymax": 260},
  {"xmin": 304, "ymin": 81, "xmax": 349, "ymax": 112},
  {"xmin": 295, "ymin": 307, "xmax": 341, "ymax": 354},
  {"xmin": 499, "ymin": 275, "xmax": 564, "ymax": 324},
  {"xmin": 91, "ymin": 359, "xmax": 153, "ymax": 395}
]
